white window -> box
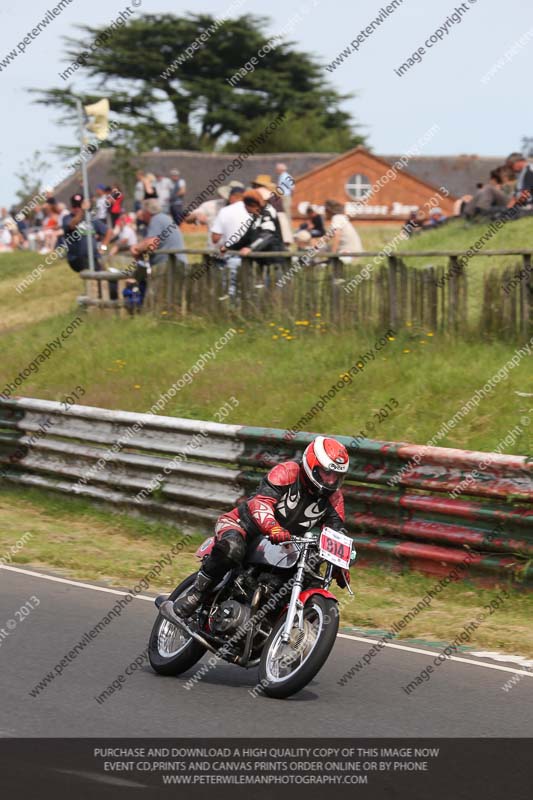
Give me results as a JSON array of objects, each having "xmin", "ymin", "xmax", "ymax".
[{"xmin": 345, "ymin": 173, "xmax": 372, "ymax": 201}]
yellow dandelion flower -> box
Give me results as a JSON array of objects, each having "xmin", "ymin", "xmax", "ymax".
[
  {"xmin": 388, "ymin": 336, "xmax": 395, "ymax": 341},
  {"xmin": 315, "ymin": 312, "xmax": 321, "ymax": 317},
  {"xmin": 272, "ymin": 335, "xmax": 279, "ymax": 340},
  {"xmin": 420, "ymin": 340, "xmax": 427, "ymax": 344},
  {"xmin": 269, "ymin": 322, "xmax": 276, "ymax": 327},
  {"xmin": 406, "ymin": 322, "xmax": 412, "ymax": 327},
  {"xmin": 161, "ymin": 311, "xmax": 168, "ymax": 316},
  {"xmin": 133, "ymin": 384, "xmax": 141, "ymax": 389},
  {"xmin": 427, "ymin": 332, "xmax": 434, "ymax": 337},
  {"xmin": 403, "ymin": 349, "xmax": 410, "ymax": 353}
]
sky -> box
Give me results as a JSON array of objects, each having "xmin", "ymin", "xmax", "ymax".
[{"xmin": 1, "ymin": 0, "xmax": 532, "ymax": 207}]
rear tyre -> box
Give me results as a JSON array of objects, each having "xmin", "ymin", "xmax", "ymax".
[
  {"xmin": 258, "ymin": 595, "xmax": 339, "ymax": 699},
  {"xmin": 148, "ymin": 573, "xmax": 207, "ymax": 675}
]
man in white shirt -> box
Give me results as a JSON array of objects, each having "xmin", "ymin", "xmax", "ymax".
[{"xmin": 211, "ymin": 187, "xmax": 252, "ymax": 298}]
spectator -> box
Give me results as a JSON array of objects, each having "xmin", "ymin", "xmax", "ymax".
[
  {"xmin": 155, "ymin": 172, "xmax": 174, "ymax": 214},
  {"xmin": 62, "ymin": 193, "xmax": 112, "ymax": 274},
  {"xmin": 507, "ymin": 152, "xmax": 533, "ymax": 208},
  {"xmin": 186, "ymin": 181, "xmax": 244, "ymax": 249},
  {"xmin": 109, "ymin": 185, "xmax": 124, "ymax": 225},
  {"xmin": 130, "ymin": 199, "xmax": 186, "ymax": 306},
  {"xmin": 132, "ymin": 198, "xmax": 186, "ymax": 268},
  {"xmin": 211, "ymin": 186, "xmax": 252, "ymax": 298},
  {"xmin": 169, "ymin": 168, "xmax": 187, "ymax": 225},
  {"xmin": 323, "ymin": 199, "xmax": 362, "ymax": 263},
  {"xmin": 134, "ymin": 171, "xmax": 146, "ymax": 211},
  {"xmin": 94, "ymin": 184, "xmax": 110, "ymax": 223},
  {"xmin": 424, "ymin": 207, "xmax": 447, "ymax": 228},
  {"xmin": 299, "ymin": 203, "xmax": 325, "ymax": 237},
  {"xmin": 402, "ymin": 209, "xmax": 424, "ymax": 237},
  {"xmin": 232, "ymin": 189, "xmax": 286, "ymax": 286},
  {"xmin": 139, "ymin": 173, "xmax": 158, "ymax": 200},
  {"xmin": 250, "ymin": 173, "xmax": 293, "ymax": 245},
  {"xmin": 275, "ymin": 162, "xmax": 294, "ymax": 222},
  {"xmin": 110, "ymin": 213, "xmax": 138, "ymax": 256},
  {"xmin": 464, "ymin": 171, "xmax": 508, "ymax": 218}
]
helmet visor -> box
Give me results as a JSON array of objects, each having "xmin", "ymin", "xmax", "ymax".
[{"xmin": 313, "ymin": 465, "xmax": 344, "ymax": 492}]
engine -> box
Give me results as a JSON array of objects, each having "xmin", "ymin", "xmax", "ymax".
[{"xmin": 209, "ymin": 600, "xmax": 251, "ymax": 635}]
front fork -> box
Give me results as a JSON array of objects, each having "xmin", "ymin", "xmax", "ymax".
[{"xmin": 281, "ymin": 534, "xmax": 324, "ymax": 643}]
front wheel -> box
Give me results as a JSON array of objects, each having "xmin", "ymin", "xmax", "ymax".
[
  {"xmin": 148, "ymin": 573, "xmax": 207, "ymax": 675},
  {"xmin": 258, "ymin": 595, "xmax": 339, "ymax": 699}
]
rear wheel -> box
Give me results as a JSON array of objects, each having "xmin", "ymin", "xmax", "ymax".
[
  {"xmin": 258, "ymin": 595, "xmax": 339, "ymax": 699},
  {"xmin": 148, "ymin": 573, "xmax": 207, "ymax": 675}
]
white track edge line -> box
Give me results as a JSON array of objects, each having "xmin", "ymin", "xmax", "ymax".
[{"xmin": 2, "ymin": 564, "xmax": 532, "ymax": 679}]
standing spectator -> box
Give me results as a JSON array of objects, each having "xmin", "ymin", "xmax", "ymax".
[
  {"xmin": 275, "ymin": 162, "xmax": 295, "ymax": 222},
  {"xmin": 211, "ymin": 187, "xmax": 253, "ymax": 298},
  {"xmin": 62, "ymin": 193, "xmax": 112, "ymax": 273},
  {"xmin": 138, "ymin": 173, "xmax": 158, "ymax": 200},
  {"xmin": 169, "ymin": 169, "xmax": 187, "ymax": 225},
  {"xmin": 155, "ymin": 172, "xmax": 174, "ymax": 214},
  {"xmin": 134, "ymin": 171, "xmax": 146, "ymax": 211},
  {"xmin": 324, "ymin": 199, "xmax": 362, "ymax": 263},
  {"xmin": 232, "ymin": 189, "xmax": 286, "ymax": 287},
  {"xmin": 251, "ymin": 174, "xmax": 293, "ymax": 246},
  {"xmin": 94, "ymin": 184, "xmax": 110, "ymax": 223},
  {"xmin": 109, "ymin": 185, "xmax": 124, "ymax": 225},
  {"xmin": 186, "ymin": 181, "xmax": 244, "ymax": 249}
]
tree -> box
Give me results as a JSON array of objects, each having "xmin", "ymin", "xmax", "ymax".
[{"xmin": 32, "ymin": 13, "xmax": 364, "ymax": 153}]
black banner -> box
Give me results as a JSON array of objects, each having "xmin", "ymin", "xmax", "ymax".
[{"xmin": 1, "ymin": 738, "xmax": 531, "ymax": 798}]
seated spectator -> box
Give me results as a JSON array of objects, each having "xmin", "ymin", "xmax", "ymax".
[
  {"xmin": 62, "ymin": 193, "xmax": 112, "ymax": 274},
  {"xmin": 424, "ymin": 207, "xmax": 447, "ymax": 228},
  {"xmin": 110, "ymin": 213, "xmax": 137, "ymax": 255},
  {"xmin": 402, "ymin": 210, "xmax": 424, "ymax": 236},
  {"xmin": 299, "ymin": 204, "xmax": 325, "ymax": 238},
  {"xmin": 324, "ymin": 199, "xmax": 362, "ymax": 263},
  {"xmin": 463, "ymin": 171, "xmax": 508, "ymax": 218},
  {"xmin": 507, "ymin": 152, "xmax": 533, "ymax": 208},
  {"xmin": 131, "ymin": 199, "xmax": 186, "ymax": 268}
]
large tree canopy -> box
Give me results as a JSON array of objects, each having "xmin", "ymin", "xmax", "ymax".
[{"xmin": 33, "ymin": 13, "xmax": 365, "ymax": 153}]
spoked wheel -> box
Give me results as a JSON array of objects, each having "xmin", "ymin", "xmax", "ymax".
[
  {"xmin": 148, "ymin": 574, "xmax": 207, "ymax": 675},
  {"xmin": 258, "ymin": 595, "xmax": 339, "ymax": 699}
]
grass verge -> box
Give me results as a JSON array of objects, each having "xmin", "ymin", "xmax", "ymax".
[{"xmin": 1, "ymin": 485, "xmax": 533, "ymax": 658}]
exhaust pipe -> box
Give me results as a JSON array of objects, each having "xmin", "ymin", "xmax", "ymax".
[{"xmin": 158, "ymin": 600, "xmax": 219, "ymax": 655}]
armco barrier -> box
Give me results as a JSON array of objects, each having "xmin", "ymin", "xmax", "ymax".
[{"xmin": 1, "ymin": 398, "xmax": 532, "ymax": 583}]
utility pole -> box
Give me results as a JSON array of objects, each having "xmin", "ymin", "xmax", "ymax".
[{"xmin": 75, "ymin": 98, "xmax": 95, "ymax": 271}]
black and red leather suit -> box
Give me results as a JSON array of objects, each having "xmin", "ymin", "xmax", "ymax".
[{"xmin": 200, "ymin": 460, "xmax": 346, "ymax": 581}]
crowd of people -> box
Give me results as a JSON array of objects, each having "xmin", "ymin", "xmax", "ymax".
[
  {"xmin": 4, "ymin": 149, "xmax": 533, "ymax": 308},
  {"xmin": 404, "ymin": 150, "xmax": 533, "ymax": 237}
]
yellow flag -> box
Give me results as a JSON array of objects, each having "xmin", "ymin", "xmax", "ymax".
[{"xmin": 84, "ymin": 98, "xmax": 110, "ymax": 140}]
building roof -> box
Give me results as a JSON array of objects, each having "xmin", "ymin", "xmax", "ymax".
[
  {"xmin": 383, "ymin": 154, "xmax": 504, "ymax": 197},
  {"xmin": 53, "ymin": 147, "xmax": 505, "ymax": 208}
]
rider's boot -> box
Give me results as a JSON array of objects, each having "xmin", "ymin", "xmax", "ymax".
[
  {"xmin": 173, "ymin": 570, "xmax": 214, "ymax": 618},
  {"xmin": 173, "ymin": 529, "xmax": 246, "ymax": 619}
]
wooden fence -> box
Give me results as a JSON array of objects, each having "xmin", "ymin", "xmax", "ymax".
[{"xmin": 79, "ymin": 249, "xmax": 533, "ymax": 337}]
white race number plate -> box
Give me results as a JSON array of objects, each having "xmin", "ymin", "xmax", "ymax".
[{"xmin": 319, "ymin": 527, "xmax": 353, "ymax": 570}]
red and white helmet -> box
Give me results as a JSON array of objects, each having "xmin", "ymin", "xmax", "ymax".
[{"xmin": 301, "ymin": 436, "xmax": 349, "ymax": 495}]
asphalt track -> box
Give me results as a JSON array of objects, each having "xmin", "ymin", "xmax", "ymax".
[{"xmin": 1, "ymin": 564, "xmax": 532, "ymax": 737}]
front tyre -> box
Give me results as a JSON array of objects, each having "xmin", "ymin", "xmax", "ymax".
[
  {"xmin": 148, "ymin": 573, "xmax": 206, "ymax": 675},
  {"xmin": 258, "ymin": 595, "xmax": 339, "ymax": 699}
]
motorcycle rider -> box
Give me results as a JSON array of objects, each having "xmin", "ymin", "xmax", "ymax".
[{"xmin": 174, "ymin": 436, "xmax": 350, "ymax": 618}]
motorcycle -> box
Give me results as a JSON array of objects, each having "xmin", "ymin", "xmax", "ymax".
[{"xmin": 148, "ymin": 526, "xmax": 355, "ymax": 698}]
